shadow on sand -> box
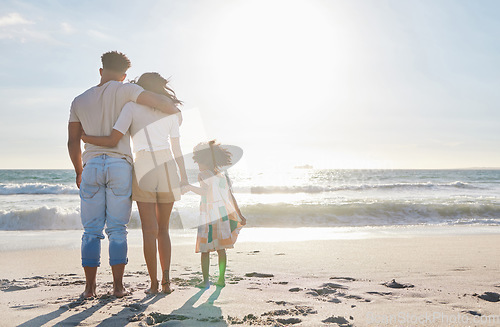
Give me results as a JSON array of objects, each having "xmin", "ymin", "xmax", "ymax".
[
  {"xmin": 18, "ymin": 287, "xmax": 227, "ymax": 326},
  {"xmin": 17, "ymin": 293, "xmax": 163, "ymax": 327},
  {"xmin": 145, "ymin": 286, "xmax": 227, "ymax": 326}
]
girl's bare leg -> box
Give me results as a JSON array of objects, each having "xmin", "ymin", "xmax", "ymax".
[
  {"xmin": 215, "ymin": 249, "xmax": 227, "ymax": 287},
  {"xmin": 196, "ymin": 252, "xmax": 210, "ymax": 288},
  {"xmin": 137, "ymin": 201, "xmax": 159, "ymax": 294},
  {"xmin": 156, "ymin": 202, "xmax": 174, "ymax": 293}
]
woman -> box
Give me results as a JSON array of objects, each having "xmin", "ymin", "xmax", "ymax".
[{"xmin": 82, "ymin": 72, "xmax": 187, "ymax": 294}]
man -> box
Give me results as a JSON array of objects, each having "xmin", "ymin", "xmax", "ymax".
[{"xmin": 67, "ymin": 51, "xmax": 180, "ymax": 298}]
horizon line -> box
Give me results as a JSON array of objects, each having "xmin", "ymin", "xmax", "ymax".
[{"xmin": 1, "ymin": 167, "xmax": 499, "ymax": 171}]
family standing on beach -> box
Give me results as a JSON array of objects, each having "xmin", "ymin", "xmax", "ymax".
[{"xmin": 67, "ymin": 51, "xmax": 246, "ymax": 298}]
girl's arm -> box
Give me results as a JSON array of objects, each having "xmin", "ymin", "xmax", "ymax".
[
  {"xmin": 183, "ymin": 174, "xmax": 208, "ymax": 196},
  {"xmin": 170, "ymin": 137, "xmax": 188, "ymax": 186},
  {"xmin": 183, "ymin": 183, "xmax": 207, "ymax": 196},
  {"xmin": 225, "ymin": 173, "xmax": 246, "ymax": 225},
  {"xmin": 229, "ymin": 189, "xmax": 246, "ymax": 225},
  {"xmin": 81, "ymin": 129, "xmax": 124, "ymax": 147}
]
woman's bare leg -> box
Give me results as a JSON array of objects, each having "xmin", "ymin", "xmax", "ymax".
[
  {"xmin": 137, "ymin": 201, "xmax": 159, "ymax": 294},
  {"xmin": 156, "ymin": 202, "xmax": 174, "ymax": 293}
]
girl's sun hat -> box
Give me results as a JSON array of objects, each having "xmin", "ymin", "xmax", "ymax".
[{"xmin": 185, "ymin": 143, "xmax": 243, "ymax": 171}]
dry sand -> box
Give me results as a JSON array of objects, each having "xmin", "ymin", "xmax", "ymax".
[{"xmin": 1, "ymin": 226, "xmax": 499, "ymax": 326}]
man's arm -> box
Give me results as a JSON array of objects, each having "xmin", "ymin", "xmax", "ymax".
[{"xmin": 67, "ymin": 122, "xmax": 83, "ymax": 188}]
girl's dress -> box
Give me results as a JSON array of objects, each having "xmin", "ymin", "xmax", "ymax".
[{"xmin": 196, "ymin": 170, "xmax": 243, "ymax": 253}]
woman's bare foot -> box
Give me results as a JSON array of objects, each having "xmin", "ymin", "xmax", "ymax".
[
  {"xmin": 215, "ymin": 278, "xmax": 226, "ymax": 288},
  {"xmin": 162, "ymin": 280, "xmax": 174, "ymax": 294},
  {"xmin": 195, "ymin": 280, "xmax": 210, "ymax": 289},
  {"xmin": 113, "ymin": 286, "xmax": 130, "ymax": 298},
  {"xmin": 145, "ymin": 280, "xmax": 159, "ymax": 294},
  {"xmin": 81, "ymin": 291, "xmax": 95, "ymax": 299}
]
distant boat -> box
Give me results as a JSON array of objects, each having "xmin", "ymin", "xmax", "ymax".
[{"xmin": 294, "ymin": 164, "xmax": 313, "ymax": 169}]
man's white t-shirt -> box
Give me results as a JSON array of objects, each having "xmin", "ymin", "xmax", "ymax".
[
  {"xmin": 113, "ymin": 102, "xmax": 180, "ymax": 153},
  {"xmin": 69, "ymin": 80, "xmax": 143, "ymax": 164}
]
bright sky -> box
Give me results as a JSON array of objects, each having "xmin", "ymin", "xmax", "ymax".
[{"xmin": 1, "ymin": 0, "xmax": 499, "ymax": 170}]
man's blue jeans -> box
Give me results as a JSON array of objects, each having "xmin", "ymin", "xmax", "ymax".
[{"xmin": 80, "ymin": 155, "xmax": 132, "ymax": 267}]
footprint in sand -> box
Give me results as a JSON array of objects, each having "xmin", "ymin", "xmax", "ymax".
[
  {"xmin": 452, "ymin": 267, "xmax": 470, "ymax": 271},
  {"xmin": 307, "ymin": 282, "xmax": 347, "ymax": 296},
  {"xmin": 276, "ymin": 317, "xmax": 301, "ymax": 324},
  {"xmin": 228, "ymin": 306, "xmax": 316, "ymax": 326},
  {"xmin": 128, "ymin": 313, "xmax": 145, "ymax": 322},
  {"xmin": 289, "ymin": 287, "xmax": 302, "ymax": 292},
  {"xmin": 1, "ymin": 279, "xmax": 38, "ymax": 292},
  {"xmin": 474, "ymin": 292, "xmax": 500, "ymax": 302},
  {"xmin": 366, "ymin": 291, "xmax": 392, "ymax": 296},
  {"xmin": 245, "ymin": 272, "xmax": 274, "ymax": 278},
  {"xmin": 382, "ymin": 279, "xmax": 414, "ymax": 289},
  {"xmin": 10, "ymin": 304, "xmax": 42, "ymax": 310},
  {"xmin": 145, "ymin": 312, "xmax": 190, "ymax": 325},
  {"xmin": 321, "ymin": 282, "xmax": 348, "ymax": 289},
  {"xmin": 330, "ymin": 277, "xmax": 356, "ymax": 282},
  {"xmin": 266, "ymin": 300, "xmax": 289, "ymax": 306},
  {"xmin": 322, "ymin": 315, "xmax": 353, "ymax": 326},
  {"xmin": 261, "ymin": 305, "xmax": 317, "ymax": 317}
]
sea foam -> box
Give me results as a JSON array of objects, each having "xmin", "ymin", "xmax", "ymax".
[{"xmin": 0, "ymin": 183, "xmax": 78, "ymax": 195}]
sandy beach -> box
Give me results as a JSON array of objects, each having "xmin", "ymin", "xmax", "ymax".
[
  {"xmin": 2, "ymin": 0, "xmax": 500, "ymax": 325},
  {"xmin": 1, "ymin": 226, "xmax": 499, "ymax": 326}
]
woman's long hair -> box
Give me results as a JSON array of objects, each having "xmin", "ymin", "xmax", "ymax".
[{"xmin": 134, "ymin": 72, "xmax": 182, "ymax": 106}]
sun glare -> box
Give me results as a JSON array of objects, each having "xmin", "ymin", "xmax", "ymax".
[{"xmin": 205, "ymin": 0, "xmax": 353, "ymax": 109}]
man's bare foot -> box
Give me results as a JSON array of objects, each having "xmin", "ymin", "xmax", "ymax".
[
  {"xmin": 195, "ymin": 281, "xmax": 210, "ymax": 289},
  {"xmin": 162, "ymin": 280, "xmax": 174, "ymax": 294},
  {"xmin": 215, "ymin": 279, "xmax": 226, "ymax": 288},
  {"xmin": 82, "ymin": 284, "xmax": 96, "ymax": 298},
  {"xmin": 145, "ymin": 280, "xmax": 159, "ymax": 294},
  {"xmin": 113, "ymin": 286, "xmax": 130, "ymax": 298}
]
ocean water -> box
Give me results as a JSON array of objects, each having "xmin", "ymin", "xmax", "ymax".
[{"xmin": 0, "ymin": 169, "xmax": 499, "ymax": 230}]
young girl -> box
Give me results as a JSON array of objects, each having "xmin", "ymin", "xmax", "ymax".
[
  {"xmin": 182, "ymin": 140, "xmax": 246, "ymax": 288},
  {"xmin": 81, "ymin": 72, "xmax": 187, "ymax": 294}
]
